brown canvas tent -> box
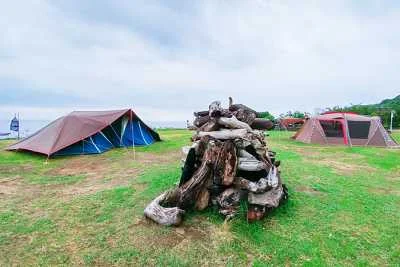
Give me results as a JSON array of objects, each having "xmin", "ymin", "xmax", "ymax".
[
  {"xmin": 293, "ymin": 112, "xmax": 398, "ymax": 147},
  {"xmin": 7, "ymin": 109, "xmax": 160, "ymax": 157}
]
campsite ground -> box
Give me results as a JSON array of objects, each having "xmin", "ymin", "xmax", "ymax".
[{"xmin": 0, "ymin": 129, "xmax": 399, "ymax": 266}]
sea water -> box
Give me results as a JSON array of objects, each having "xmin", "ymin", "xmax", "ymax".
[{"xmin": 0, "ymin": 120, "xmax": 186, "ymax": 140}]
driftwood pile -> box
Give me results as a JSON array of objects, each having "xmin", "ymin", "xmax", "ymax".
[{"xmin": 144, "ymin": 98, "xmax": 288, "ymax": 226}]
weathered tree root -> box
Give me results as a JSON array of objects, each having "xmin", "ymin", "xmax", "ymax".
[{"xmin": 144, "ymin": 192, "xmax": 185, "ymax": 226}]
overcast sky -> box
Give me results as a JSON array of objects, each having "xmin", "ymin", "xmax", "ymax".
[{"xmin": 0, "ymin": 0, "xmax": 399, "ymax": 122}]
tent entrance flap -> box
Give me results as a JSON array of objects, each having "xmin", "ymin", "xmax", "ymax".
[{"xmin": 122, "ymin": 120, "xmax": 155, "ymax": 146}]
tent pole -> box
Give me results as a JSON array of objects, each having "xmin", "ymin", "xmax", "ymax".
[
  {"xmin": 131, "ymin": 112, "xmax": 136, "ymax": 160},
  {"xmin": 344, "ymin": 114, "xmax": 352, "ymax": 147}
]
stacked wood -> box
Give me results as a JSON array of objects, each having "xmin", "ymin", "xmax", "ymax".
[{"xmin": 144, "ymin": 98, "xmax": 288, "ymax": 225}]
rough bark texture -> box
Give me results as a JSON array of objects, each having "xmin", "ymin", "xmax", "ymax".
[
  {"xmin": 199, "ymin": 120, "xmax": 220, "ymax": 132},
  {"xmin": 176, "ymin": 142, "xmax": 219, "ymax": 208},
  {"xmin": 179, "ymin": 147, "xmax": 197, "ymax": 186},
  {"xmin": 214, "ymin": 141, "xmax": 237, "ymax": 186},
  {"xmin": 251, "ymin": 118, "xmax": 274, "ymax": 130},
  {"xmin": 233, "ymin": 108, "xmax": 257, "ymax": 125},
  {"xmin": 193, "ymin": 115, "xmax": 210, "ymax": 128},
  {"xmin": 194, "ymin": 110, "xmax": 209, "ymax": 117},
  {"xmin": 195, "ymin": 187, "xmax": 210, "ymax": 210}
]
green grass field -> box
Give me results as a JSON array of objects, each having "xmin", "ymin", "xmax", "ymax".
[{"xmin": 0, "ymin": 129, "xmax": 399, "ymax": 266}]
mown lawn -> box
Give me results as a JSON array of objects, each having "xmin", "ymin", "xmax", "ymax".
[{"xmin": 0, "ymin": 129, "xmax": 399, "ymax": 266}]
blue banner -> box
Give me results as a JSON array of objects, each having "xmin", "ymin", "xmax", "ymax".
[{"xmin": 10, "ymin": 116, "xmax": 19, "ymax": 132}]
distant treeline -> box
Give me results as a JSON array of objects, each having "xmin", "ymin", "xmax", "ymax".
[
  {"xmin": 259, "ymin": 95, "xmax": 400, "ymax": 128},
  {"xmin": 258, "ymin": 111, "xmax": 306, "ymax": 122},
  {"xmin": 327, "ymin": 95, "xmax": 400, "ymax": 128}
]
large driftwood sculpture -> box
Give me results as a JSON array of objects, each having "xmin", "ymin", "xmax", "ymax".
[{"xmin": 144, "ymin": 98, "xmax": 288, "ymax": 225}]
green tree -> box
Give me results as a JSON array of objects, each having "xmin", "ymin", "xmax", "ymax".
[{"xmin": 258, "ymin": 111, "xmax": 275, "ymax": 121}]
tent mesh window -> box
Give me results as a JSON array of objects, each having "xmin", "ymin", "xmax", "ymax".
[
  {"xmin": 347, "ymin": 121, "xmax": 371, "ymax": 139},
  {"xmin": 319, "ymin": 120, "xmax": 344, "ymax": 137}
]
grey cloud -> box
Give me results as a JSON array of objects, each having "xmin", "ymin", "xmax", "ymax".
[{"xmin": 0, "ymin": 0, "xmax": 399, "ymax": 121}]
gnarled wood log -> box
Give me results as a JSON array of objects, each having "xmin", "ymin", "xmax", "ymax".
[
  {"xmin": 144, "ymin": 192, "xmax": 185, "ymax": 226},
  {"xmin": 247, "ymin": 169, "xmax": 283, "ymax": 207},
  {"xmin": 234, "ymin": 167, "xmax": 278, "ymax": 193},
  {"xmin": 179, "ymin": 147, "xmax": 197, "ymax": 186},
  {"xmin": 196, "ymin": 129, "xmax": 248, "ymax": 140},
  {"xmin": 238, "ymin": 149, "xmax": 257, "ymax": 160},
  {"xmin": 194, "ymin": 110, "xmax": 209, "ymax": 117},
  {"xmin": 248, "ymin": 185, "xmax": 284, "ymax": 208},
  {"xmin": 218, "ymin": 116, "xmax": 252, "ymax": 131},
  {"xmin": 177, "ymin": 142, "xmax": 220, "ymax": 208},
  {"xmin": 199, "ymin": 120, "xmax": 219, "ymax": 132},
  {"xmin": 251, "ymin": 118, "xmax": 274, "ymax": 130},
  {"xmin": 209, "ymin": 101, "xmax": 222, "ymax": 117},
  {"xmin": 217, "ymin": 188, "xmax": 242, "ymax": 219},
  {"xmin": 214, "ymin": 140, "xmax": 237, "ymax": 186},
  {"xmin": 266, "ymin": 166, "xmax": 279, "ymax": 188},
  {"xmin": 234, "ymin": 177, "xmax": 270, "ymax": 193},
  {"xmin": 233, "ymin": 108, "xmax": 256, "ymax": 125},
  {"xmin": 193, "ymin": 115, "xmax": 210, "ymax": 128},
  {"xmin": 238, "ymin": 158, "xmax": 268, "ymax": 171},
  {"xmin": 228, "ymin": 97, "xmax": 258, "ymax": 115},
  {"xmin": 195, "ymin": 187, "xmax": 210, "ymax": 210}
]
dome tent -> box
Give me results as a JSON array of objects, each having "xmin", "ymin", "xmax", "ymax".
[
  {"xmin": 7, "ymin": 109, "xmax": 160, "ymax": 157},
  {"xmin": 293, "ymin": 112, "xmax": 398, "ymax": 147}
]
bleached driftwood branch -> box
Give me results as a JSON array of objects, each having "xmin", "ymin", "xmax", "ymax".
[
  {"xmin": 238, "ymin": 158, "xmax": 268, "ymax": 171},
  {"xmin": 218, "ymin": 116, "xmax": 252, "ymax": 131},
  {"xmin": 144, "ymin": 192, "xmax": 185, "ymax": 226},
  {"xmin": 248, "ymin": 185, "xmax": 284, "ymax": 208},
  {"xmin": 196, "ymin": 129, "xmax": 248, "ymax": 140},
  {"xmin": 234, "ymin": 177, "xmax": 269, "ymax": 193}
]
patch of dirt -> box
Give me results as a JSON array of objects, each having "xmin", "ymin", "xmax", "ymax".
[
  {"xmin": 369, "ymin": 187, "xmax": 400, "ymax": 196},
  {"xmin": 385, "ymin": 171, "xmax": 400, "ymax": 182},
  {"xmin": 310, "ymin": 158, "xmax": 376, "ymax": 176},
  {"xmin": 57, "ymin": 151, "xmax": 180, "ymax": 199},
  {"xmin": 294, "ymin": 148, "xmax": 370, "ymax": 176},
  {"xmin": 132, "ymin": 216, "xmax": 209, "ymax": 250},
  {"xmin": 0, "ymin": 177, "xmax": 43, "ymax": 203},
  {"xmin": 46, "ymin": 156, "xmax": 110, "ymax": 177},
  {"xmin": 0, "ymin": 165, "xmax": 34, "ymax": 176},
  {"xmin": 0, "ymin": 150, "xmax": 181, "ymax": 201},
  {"xmin": 295, "ymin": 148, "xmax": 326, "ymax": 158},
  {"xmin": 0, "ymin": 182, "xmax": 18, "ymax": 195},
  {"xmin": 296, "ymin": 185, "xmax": 325, "ymax": 196},
  {"xmin": 210, "ymin": 221, "xmax": 235, "ymax": 244},
  {"xmin": 131, "ymin": 182, "xmax": 147, "ymax": 191}
]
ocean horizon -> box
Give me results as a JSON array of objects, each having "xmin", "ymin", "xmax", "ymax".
[{"xmin": 0, "ymin": 119, "xmax": 187, "ymax": 139}]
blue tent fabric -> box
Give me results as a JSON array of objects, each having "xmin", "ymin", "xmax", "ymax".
[
  {"xmin": 54, "ymin": 131, "xmax": 114, "ymax": 156},
  {"xmin": 122, "ymin": 120, "xmax": 155, "ymax": 146}
]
